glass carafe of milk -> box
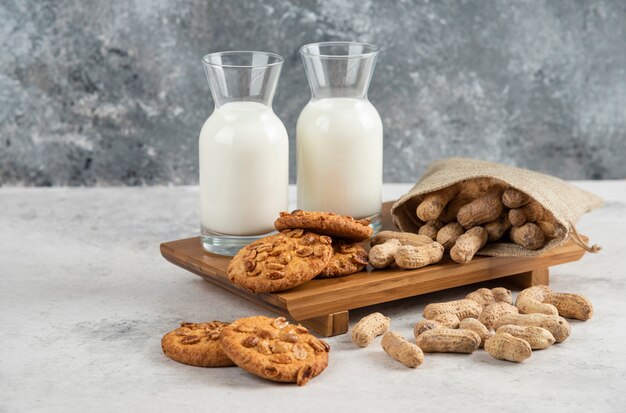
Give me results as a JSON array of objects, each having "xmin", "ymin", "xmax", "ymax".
[
  {"xmin": 297, "ymin": 42, "xmax": 383, "ymax": 230},
  {"xmin": 200, "ymin": 51, "xmax": 288, "ymax": 255}
]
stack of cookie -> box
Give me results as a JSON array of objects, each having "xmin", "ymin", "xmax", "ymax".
[
  {"xmin": 161, "ymin": 316, "xmax": 330, "ymax": 386},
  {"xmin": 227, "ymin": 210, "xmax": 372, "ymax": 293}
]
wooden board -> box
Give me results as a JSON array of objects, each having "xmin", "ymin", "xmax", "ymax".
[{"xmin": 161, "ymin": 202, "xmax": 587, "ymax": 337}]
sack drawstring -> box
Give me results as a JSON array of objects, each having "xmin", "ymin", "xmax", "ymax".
[{"xmin": 568, "ymin": 221, "xmax": 601, "ymax": 253}]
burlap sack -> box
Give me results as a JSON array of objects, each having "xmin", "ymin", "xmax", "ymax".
[{"xmin": 391, "ymin": 158, "xmax": 603, "ymax": 257}]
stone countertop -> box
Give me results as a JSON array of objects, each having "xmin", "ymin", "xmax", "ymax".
[{"xmin": 1, "ymin": 182, "xmax": 625, "ymax": 413}]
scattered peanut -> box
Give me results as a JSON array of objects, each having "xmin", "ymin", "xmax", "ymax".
[
  {"xmin": 351, "ymin": 312, "xmax": 390, "ymax": 347},
  {"xmin": 515, "ymin": 285, "xmax": 558, "ymax": 316},
  {"xmin": 516, "ymin": 297, "xmax": 558, "ymax": 316},
  {"xmin": 423, "ymin": 299, "xmax": 483, "ymax": 320},
  {"xmin": 496, "ymin": 325, "xmax": 555, "ymax": 350},
  {"xmin": 416, "ymin": 328, "xmax": 481, "ymax": 353},
  {"xmin": 516, "ymin": 286, "xmax": 593, "ymax": 320},
  {"xmin": 466, "ymin": 288, "xmax": 496, "ymax": 308},
  {"xmin": 450, "ymin": 227, "xmax": 488, "ymax": 264},
  {"xmin": 436, "ymin": 222, "xmax": 465, "ymax": 249},
  {"xmin": 465, "ymin": 287, "xmax": 512, "ymax": 308},
  {"xmin": 413, "ymin": 319, "xmax": 443, "ymax": 338},
  {"xmin": 478, "ymin": 302, "xmax": 519, "ymax": 330},
  {"xmin": 405, "ymin": 286, "xmax": 590, "ymax": 368},
  {"xmin": 544, "ymin": 293, "xmax": 593, "ymax": 321},
  {"xmin": 516, "ymin": 285, "xmax": 553, "ymax": 303},
  {"xmin": 491, "ymin": 287, "xmax": 513, "ymax": 304},
  {"xmin": 381, "ymin": 331, "xmax": 424, "ymax": 368},
  {"xmin": 493, "ymin": 313, "xmax": 571, "ymax": 343},
  {"xmin": 485, "ymin": 332, "xmax": 532, "ymax": 363},
  {"xmin": 431, "ymin": 313, "xmax": 461, "ymax": 329},
  {"xmin": 510, "ymin": 223, "xmax": 545, "ymax": 250},
  {"xmin": 459, "ymin": 318, "xmax": 493, "ymax": 347}
]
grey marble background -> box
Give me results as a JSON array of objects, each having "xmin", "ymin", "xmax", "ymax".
[{"xmin": 1, "ymin": 0, "xmax": 625, "ymax": 186}]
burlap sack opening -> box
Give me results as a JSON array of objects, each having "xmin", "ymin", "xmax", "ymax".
[{"xmin": 391, "ymin": 158, "xmax": 603, "ymax": 257}]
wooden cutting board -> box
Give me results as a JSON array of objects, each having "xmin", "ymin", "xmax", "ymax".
[{"xmin": 160, "ymin": 202, "xmax": 587, "ymax": 337}]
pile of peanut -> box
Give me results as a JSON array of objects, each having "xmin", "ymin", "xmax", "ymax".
[
  {"xmin": 351, "ymin": 285, "xmax": 593, "ymax": 366},
  {"xmin": 409, "ymin": 179, "xmax": 556, "ymax": 264}
]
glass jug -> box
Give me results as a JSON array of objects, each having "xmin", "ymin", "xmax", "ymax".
[
  {"xmin": 297, "ymin": 42, "xmax": 383, "ymax": 231},
  {"xmin": 199, "ymin": 51, "xmax": 288, "ymax": 255}
]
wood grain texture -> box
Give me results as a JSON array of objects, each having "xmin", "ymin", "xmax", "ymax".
[
  {"xmin": 160, "ymin": 202, "xmax": 587, "ymax": 336},
  {"xmin": 298, "ymin": 311, "xmax": 349, "ymax": 337},
  {"xmin": 507, "ymin": 268, "xmax": 550, "ymax": 289}
]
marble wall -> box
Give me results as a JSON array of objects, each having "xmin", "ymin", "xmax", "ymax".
[{"xmin": 1, "ymin": 0, "xmax": 625, "ymax": 186}]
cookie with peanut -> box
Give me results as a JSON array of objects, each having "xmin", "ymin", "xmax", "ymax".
[
  {"xmin": 274, "ymin": 210, "xmax": 373, "ymax": 241},
  {"xmin": 227, "ymin": 230, "xmax": 333, "ymax": 293},
  {"xmin": 318, "ymin": 241, "xmax": 369, "ymax": 278},
  {"xmin": 219, "ymin": 316, "xmax": 329, "ymax": 386},
  {"xmin": 161, "ymin": 321, "xmax": 235, "ymax": 367}
]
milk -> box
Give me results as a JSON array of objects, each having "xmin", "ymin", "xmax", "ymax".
[
  {"xmin": 296, "ymin": 98, "xmax": 383, "ymax": 218},
  {"xmin": 199, "ymin": 101, "xmax": 288, "ymax": 236}
]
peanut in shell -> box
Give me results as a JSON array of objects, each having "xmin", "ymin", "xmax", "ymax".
[
  {"xmin": 423, "ymin": 299, "xmax": 482, "ymax": 321},
  {"xmin": 485, "ymin": 332, "xmax": 532, "ymax": 363},
  {"xmin": 416, "ymin": 328, "xmax": 481, "ymax": 354}
]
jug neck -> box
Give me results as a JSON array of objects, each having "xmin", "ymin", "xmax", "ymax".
[
  {"xmin": 202, "ymin": 51, "xmax": 283, "ymax": 109},
  {"xmin": 300, "ymin": 42, "xmax": 379, "ymax": 101}
]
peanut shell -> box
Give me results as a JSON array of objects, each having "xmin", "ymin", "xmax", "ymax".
[
  {"xmin": 478, "ymin": 302, "xmax": 519, "ymax": 330},
  {"xmin": 381, "ymin": 331, "xmax": 424, "ymax": 368},
  {"xmin": 416, "ymin": 328, "xmax": 481, "ymax": 353},
  {"xmin": 496, "ymin": 325, "xmax": 555, "ymax": 350},
  {"xmin": 493, "ymin": 313, "xmax": 570, "ymax": 343},
  {"xmin": 351, "ymin": 312, "xmax": 390, "ymax": 348},
  {"xmin": 543, "ymin": 293, "xmax": 593, "ymax": 321},
  {"xmin": 485, "ymin": 332, "xmax": 532, "ymax": 363},
  {"xmin": 423, "ymin": 298, "xmax": 483, "ymax": 321}
]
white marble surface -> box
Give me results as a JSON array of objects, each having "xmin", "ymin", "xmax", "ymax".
[{"xmin": 1, "ymin": 182, "xmax": 625, "ymax": 413}]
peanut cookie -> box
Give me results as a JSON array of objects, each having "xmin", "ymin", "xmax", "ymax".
[
  {"xmin": 219, "ymin": 316, "xmax": 329, "ymax": 386},
  {"xmin": 227, "ymin": 230, "xmax": 333, "ymax": 293},
  {"xmin": 318, "ymin": 241, "xmax": 369, "ymax": 278},
  {"xmin": 161, "ymin": 321, "xmax": 235, "ymax": 367},
  {"xmin": 274, "ymin": 210, "xmax": 373, "ymax": 242}
]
